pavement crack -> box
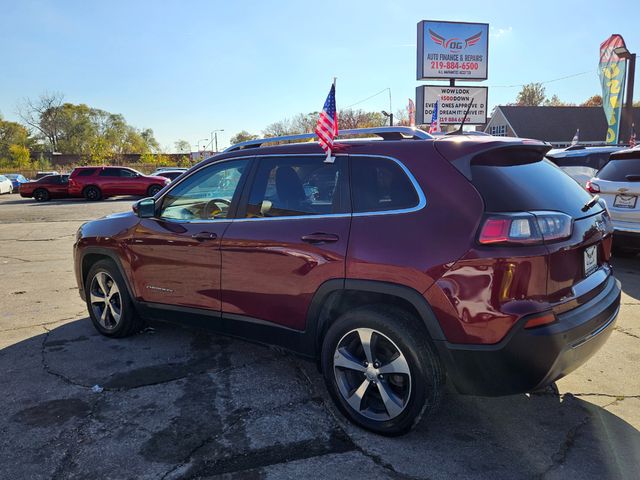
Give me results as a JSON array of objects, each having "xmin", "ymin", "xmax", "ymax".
[
  {"xmin": 614, "ymin": 326, "xmax": 640, "ymax": 339},
  {"xmin": 539, "ymin": 415, "xmax": 590, "ymax": 479}
]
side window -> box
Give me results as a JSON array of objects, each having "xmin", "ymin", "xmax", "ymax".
[
  {"xmin": 351, "ymin": 157, "xmax": 420, "ymax": 213},
  {"xmin": 99, "ymin": 169, "xmax": 120, "ymax": 177},
  {"xmin": 120, "ymin": 169, "xmax": 136, "ymax": 177},
  {"xmin": 76, "ymin": 169, "xmax": 96, "ymax": 177},
  {"xmin": 245, "ymin": 156, "xmax": 346, "ymax": 218},
  {"xmin": 159, "ymin": 159, "xmax": 248, "ymax": 221}
]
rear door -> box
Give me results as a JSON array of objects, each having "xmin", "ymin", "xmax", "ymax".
[
  {"xmin": 593, "ymin": 158, "xmax": 640, "ymax": 225},
  {"xmin": 220, "ymin": 154, "xmax": 350, "ymax": 330}
]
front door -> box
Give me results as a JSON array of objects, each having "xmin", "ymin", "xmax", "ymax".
[
  {"xmin": 129, "ymin": 158, "xmax": 251, "ymax": 311},
  {"xmin": 221, "ymin": 154, "xmax": 350, "ymax": 330}
]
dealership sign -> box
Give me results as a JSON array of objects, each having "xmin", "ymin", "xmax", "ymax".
[
  {"xmin": 417, "ymin": 20, "xmax": 489, "ymax": 81},
  {"xmin": 416, "ymin": 85, "xmax": 488, "ymax": 125}
]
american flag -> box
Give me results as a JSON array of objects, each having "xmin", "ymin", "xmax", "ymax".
[
  {"xmin": 315, "ymin": 83, "xmax": 338, "ymax": 158},
  {"xmin": 428, "ymin": 98, "xmax": 440, "ymax": 134},
  {"xmin": 407, "ymin": 98, "xmax": 416, "ymax": 127}
]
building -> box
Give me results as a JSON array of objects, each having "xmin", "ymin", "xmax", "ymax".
[{"xmin": 484, "ymin": 106, "xmax": 640, "ymax": 146}]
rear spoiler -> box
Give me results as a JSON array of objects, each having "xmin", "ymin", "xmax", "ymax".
[{"xmin": 434, "ymin": 137, "xmax": 551, "ymax": 180}]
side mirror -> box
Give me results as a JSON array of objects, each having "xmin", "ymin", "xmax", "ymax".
[{"xmin": 133, "ymin": 197, "xmax": 156, "ymax": 218}]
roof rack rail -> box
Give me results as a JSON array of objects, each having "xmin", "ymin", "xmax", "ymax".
[{"xmin": 224, "ymin": 126, "xmax": 432, "ymax": 152}]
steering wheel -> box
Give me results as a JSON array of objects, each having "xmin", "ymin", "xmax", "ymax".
[{"xmin": 203, "ymin": 198, "xmax": 231, "ymax": 218}]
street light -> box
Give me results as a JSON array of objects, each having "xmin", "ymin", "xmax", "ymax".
[
  {"xmin": 381, "ymin": 110, "xmax": 393, "ymax": 126},
  {"xmin": 614, "ymin": 45, "xmax": 636, "ymax": 144},
  {"xmin": 210, "ymin": 129, "xmax": 224, "ymax": 153}
]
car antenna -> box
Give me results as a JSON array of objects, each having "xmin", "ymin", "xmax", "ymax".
[{"xmin": 446, "ymin": 98, "xmax": 474, "ymax": 136}]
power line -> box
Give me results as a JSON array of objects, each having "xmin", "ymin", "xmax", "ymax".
[
  {"xmin": 486, "ymin": 70, "xmax": 596, "ymax": 88},
  {"xmin": 344, "ymin": 88, "xmax": 390, "ymax": 109}
]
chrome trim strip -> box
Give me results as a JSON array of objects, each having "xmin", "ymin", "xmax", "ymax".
[{"xmin": 155, "ymin": 154, "xmax": 427, "ymax": 224}]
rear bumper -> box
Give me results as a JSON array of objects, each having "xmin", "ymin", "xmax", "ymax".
[{"xmin": 436, "ymin": 275, "xmax": 621, "ymax": 395}]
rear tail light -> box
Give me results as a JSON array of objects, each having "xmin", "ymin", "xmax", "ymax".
[
  {"xmin": 524, "ymin": 311, "xmax": 556, "ymax": 329},
  {"xmin": 478, "ymin": 212, "xmax": 572, "ymax": 245},
  {"xmin": 586, "ymin": 180, "xmax": 600, "ymax": 193}
]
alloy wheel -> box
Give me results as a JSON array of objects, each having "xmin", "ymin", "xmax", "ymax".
[
  {"xmin": 89, "ymin": 271, "xmax": 122, "ymax": 330},
  {"xmin": 333, "ymin": 328, "xmax": 412, "ymax": 421}
]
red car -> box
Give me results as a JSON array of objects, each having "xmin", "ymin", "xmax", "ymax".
[
  {"xmin": 19, "ymin": 174, "xmax": 70, "ymax": 201},
  {"xmin": 74, "ymin": 127, "xmax": 620, "ymax": 435},
  {"xmin": 68, "ymin": 166, "xmax": 170, "ymax": 201}
]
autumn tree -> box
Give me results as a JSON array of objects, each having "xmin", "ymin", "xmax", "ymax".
[
  {"xmin": 581, "ymin": 95, "xmax": 603, "ymax": 107},
  {"xmin": 515, "ymin": 83, "xmax": 546, "ymax": 106},
  {"xmin": 229, "ymin": 131, "xmax": 258, "ymax": 145},
  {"xmin": 17, "ymin": 91, "xmax": 65, "ymax": 151},
  {"xmin": 174, "ymin": 139, "xmax": 191, "ymax": 153}
]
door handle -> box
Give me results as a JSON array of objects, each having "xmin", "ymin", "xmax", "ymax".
[
  {"xmin": 301, "ymin": 233, "xmax": 339, "ymax": 244},
  {"xmin": 191, "ymin": 232, "xmax": 218, "ymax": 241}
]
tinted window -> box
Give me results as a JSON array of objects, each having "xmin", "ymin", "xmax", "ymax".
[
  {"xmin": 350, "ymin": 157, "xmax": 419, "ymax": 213},
  {"xmin": 76, "ymin": 168, "xmax": 97, "ymax": 177},
  {"xmin": 471, "ymin": 159, "xmax": 594, "ymax": 218},
  {"xmin": 597, "ymin": 159, "xmax": 640, "ymax": 182},
  {"xmin": 549, "ymin": 153, "xmax": 611, "ymax": 170},
  {"xmin": 37, "ymin": 175, "xmax": 60, "ymax": 183},
  {"xmin": 246, "ymin": 156, "xmax": 346, "ymax": 218},
  {"xmin": 159, "ymin": 159, "xmax": 248, "ymax": 221},
  {"xmin": 99, "ymin": 168, "xmax": 120, "ymax": 177}
]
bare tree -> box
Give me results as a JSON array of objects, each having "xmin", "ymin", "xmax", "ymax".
[{"xmin": 17, "ymin": 91, "xmax": 65, "ymax": 152}]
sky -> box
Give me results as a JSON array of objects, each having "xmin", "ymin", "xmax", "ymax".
[{"xmin": 1, "ymin": 0, "xmax": 639, "ymax": 151}]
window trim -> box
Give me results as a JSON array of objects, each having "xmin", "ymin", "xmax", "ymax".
[
  {"xmin": 154, "ymin": 153, "xmax": 427, "ymax": 223},
  {"xmin": 155, "ymin": 156, "xmax": 254, "ymax": 223}
]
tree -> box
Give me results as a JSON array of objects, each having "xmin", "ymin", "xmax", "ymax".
[
  {"xmin": 581, "ymin": 95, "xmax": 603, "ymax": 107},
  {"xmin": 515, "ymin": 83, "xmax": 546, "ymax": 106},
  {"xmin": 229, "ymin": 131, "xmax": 258, "ymax": 145},
  {"xmin": 0, "ymin": 117, "xmax": 32, "ymax": 160},
  {"xmin": 544, "ymin": 94, "xmax": 572, "ymax": 107},
  {"xmin": 174, "ymin": 139, "xmax": 191, "ymax": 153},
  {"xmin": 8, "ymin": 144, "xmax": 30, "ymax": 168},
  {"xmin": 17, "ymin": 91, "xmax": 65, "ymax": 151}
]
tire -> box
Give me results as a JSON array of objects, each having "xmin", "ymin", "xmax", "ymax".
[
  {"xmin": 85, "ymin": 259, "xmax": 144, "ymax": 338},
  {"xmin": 147, "ymin": 184, "xmax": 162, "ymax": 197},
  {"xmin": 612, "ymin": 245, "xmax": 639, "ymax": 257},
  {"xmin": 33, "ymin": 188, "xmax": 50, "ymax": 202},
  {"xmin": 321, "ymin": 304, "xmax": 445, "ymax": 436},
  {"xmin": 84, "ymin": 186, "xmax": 102, "ymax": 201}
]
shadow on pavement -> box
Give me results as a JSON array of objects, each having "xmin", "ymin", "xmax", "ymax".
[
  {"xmin": 611, "ymin": 256, "xmax": 640, "ymax": 301},
  {"xmin": 1, "ymin": 317, "xmax": 638, "ymax": 479}
]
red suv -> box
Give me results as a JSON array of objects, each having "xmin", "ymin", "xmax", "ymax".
[
  {"xmin": 73, "ymin": 127, "xmax": 620, "ymax": 435},
  {"xmin": 68, "ymin": 166, "xmax": 170, "ymax": 201}
]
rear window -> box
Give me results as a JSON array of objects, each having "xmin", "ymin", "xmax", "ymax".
[
  {"xmin": 351, "ymin": 157, "xmax": 419, "ymax": 213},
  {"xmin": 548, "ymin": 152, "xmax": 611, "ymax": 170},
  {"xmin": 597, "ymin": 159, "xmax": 640, "ymax": 182},
  {"xmin": 76, "ymin": 168, "xmax": 96, "ymax": 177},
  {"xmin": 471, "ymin": 159, "xmax": 594, "ymax": 218}
]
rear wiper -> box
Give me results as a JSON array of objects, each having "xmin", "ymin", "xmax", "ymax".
[{"xmin": 582, "ymin": 194, "xmax": 600, "ymax": 212}]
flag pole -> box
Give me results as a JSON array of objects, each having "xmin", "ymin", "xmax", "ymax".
[{"xmin": 325, "ymin": 77, "xmax": 337, "ymax": 163}]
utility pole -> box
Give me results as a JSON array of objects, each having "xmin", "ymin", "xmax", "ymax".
[{"xmin": 211, "ymin": 129, "xmax": 224, "ymax": 153}]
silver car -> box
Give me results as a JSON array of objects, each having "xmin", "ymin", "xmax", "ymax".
[{"xmin": 587, "ymin": 147, "xmax": 640, "ymax": 255}]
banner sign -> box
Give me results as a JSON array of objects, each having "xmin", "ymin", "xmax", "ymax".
[
  {"xmin": 599, "ymin": 35, "xmax": 627, "ymax": 144},
  {"xmin": 417, "ymin": 20, "xmax": 489, "ymax": 81},
  {"xmin": 416, "ymin": 85, "xmax": 488, "ymax": 125}
]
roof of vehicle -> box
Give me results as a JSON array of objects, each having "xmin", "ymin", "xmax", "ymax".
[
  {"xmin": 546, "ymin": 145, "xmax": 624, "ymax": 158},
  {"xmin": 610, "ymin": 147, "xmax": 640, "ymax": 160}
]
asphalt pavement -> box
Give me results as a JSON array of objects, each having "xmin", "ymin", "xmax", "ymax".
[{"xmin": 0, "ymin": 194, "xmax": 638, "ymax": 479}]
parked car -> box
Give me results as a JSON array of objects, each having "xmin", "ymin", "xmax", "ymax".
[
  {"xmin": 547, "ymin": 146, "xmax": 624, "ymax": 188},
  {"xmin": 587, "ymin": 148, "xmax": 640, "ymax": 255},
  {"xmin": 74, "ymin": 127, "xmax": 620, "ymax": 435},
  {"xmin": 34, "ymin": 170, "xmax": 60, "ymax": 179},
  {"xmin": 4, "ymin": 174, "xmax": 29, "ymax": 192},
  {"xmin": 156, "ymin": 169, "xmax": 187, "ymax": 182},
  {"xmin": 68, "ymin": 166, "xmax": 170, "ymax": 201},
  {"xmin": 0, "ymin": 175, "xmax": 13, "ymax": 194},
  {"xmin": 19, "ymin": 174, "xmax": 69, "ymax": 201},
  {"xmin": 151, "ymin": 167, "xmax": 188, "ymax": 176}
]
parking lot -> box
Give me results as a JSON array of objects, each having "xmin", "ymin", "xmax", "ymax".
[{"xmin": 0, "ymin": 194, "xmax": 639, "ymax": 479}]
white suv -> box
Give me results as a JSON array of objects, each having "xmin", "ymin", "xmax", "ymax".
[{"xmin": 587, "ymin": 147, "xmax": 640, "ymax": 255}]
